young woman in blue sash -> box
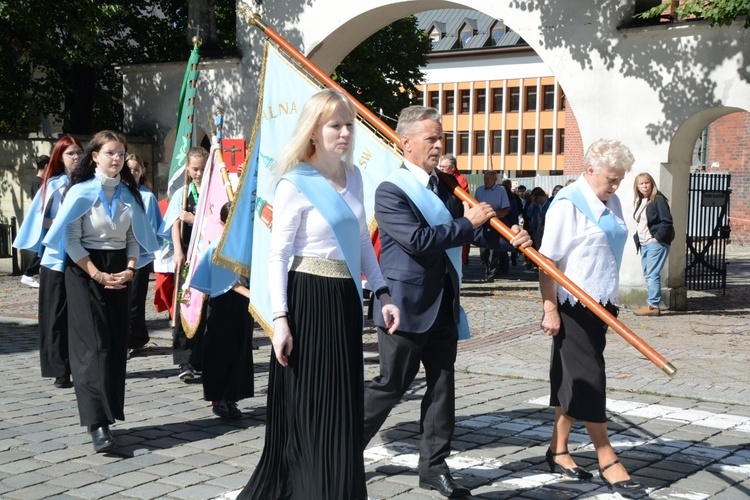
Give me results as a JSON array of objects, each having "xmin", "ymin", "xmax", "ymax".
[
  {"xmin": 239, "ymin": 90, "xmax": 400, "ymax": 499},
  {"xmin": 43, "ymin": 130, "xmax": 158, "ymax": 453},
  {"xmin": 538, "ymin": 140, "xmax": 646, "ymax": 498},
  {"xmin": 126, "ymin": 154, "xmax": 163, "ymax": 354},
  {"xmin": 189, "ymin": 202, "xmax": 254, "ymax": 420},
  {"xmin": 159, "ymin": 146, "xmax": 209, "ymax": 380},
  {"xmin": 13, "ymin": 135, "xmax": 83, "ymax": 389}
]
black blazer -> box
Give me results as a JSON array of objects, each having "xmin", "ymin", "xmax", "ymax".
[{"xmin": 372, "ymin": 171, "xmax": 508, "ymax": 334}]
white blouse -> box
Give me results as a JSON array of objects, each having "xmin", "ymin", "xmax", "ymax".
[
  {"xmin": 269, "ymin": 166, "xmax": 386, "ymax": 312},
  {"xmin": 538, "ymin": 176, "xmax": 626, "ymax": 306}
]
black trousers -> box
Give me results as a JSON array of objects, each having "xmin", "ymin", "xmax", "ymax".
[
  {"xmin": 202, "ymin": 291, "xmax": 254, "ymax": 402},
  {"xmin": 128, "ymin": 263, "xmax": 152, "ymax": 349},
  {"xmin": 480, "ymin": 247, "xmax": 509, "ymax": 276},
  {"xmin": 66, "ymin": 250, "xmax": 129, "ymax": 428},
  {"xmin": 39, "ymin": 266, "xmax": 69, "ymax": 378},
  {"xmin": 363, "ymin": 284, "xmax": 458, "ymax": 477},
  {"xmin": 172, "ymin": 303, "xmax": 206, "ymax": 368},
  {"xmin": 24, "ymin": 252, "xmax": 41, "ymax": 277}
]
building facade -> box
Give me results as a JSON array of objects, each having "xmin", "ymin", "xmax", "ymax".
[{"xmin": 415, "ymin": 9, "xmax": 582, "ymax": 176}]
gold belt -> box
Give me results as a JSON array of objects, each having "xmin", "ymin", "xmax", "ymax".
[{"xmin": 290, "ymin": 256, "xmax": 351, "ymax": 278}]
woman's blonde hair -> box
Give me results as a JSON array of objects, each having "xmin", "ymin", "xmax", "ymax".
[
  {"xmin": 273, "ymin": 89, "xmax": 356, "ymax": 180},
  {"xmin": 633, "ymin": 172, "xmax": 665, "ymax": 206}
]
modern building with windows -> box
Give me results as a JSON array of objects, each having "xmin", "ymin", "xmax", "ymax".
[{"xmin": 415, "ymin": 9, "xmax": 582, "ymax": 176}]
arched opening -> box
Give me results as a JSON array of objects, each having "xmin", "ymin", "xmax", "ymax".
[{"xmin": 655, "ymin": 107, "xmax": 749, "ymax": 310}]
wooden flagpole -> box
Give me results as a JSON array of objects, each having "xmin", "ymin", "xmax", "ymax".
[{"xmin": 240, "ymin": 8, "xmax": 676, "ymax": 377}]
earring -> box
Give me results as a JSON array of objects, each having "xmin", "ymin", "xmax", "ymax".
[{"xmin": 311, "ymin": 139, "xmax": 315, "ymax": 147}]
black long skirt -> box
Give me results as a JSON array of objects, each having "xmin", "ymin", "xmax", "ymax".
[
  {"xmin": 66, "ymin": 249, "xmax": 130, "ymax": 427},
  {"xmin": 39, "ymin": 266, "xmax": 69, "ymax": 378},
  {"xmin": 202, "ymin": 290, "xmax": 254, "ymax": 402},
  {"xmin": 128, "ymin": 262, "xmax": 152, "ymax": 349},
  {"xmin": 549, "ymin": 301, "xmax": 618, "ymax": 423},
  {"xmin": 239, "ymin": 271, "xmax": 366, "ymax": 500}
]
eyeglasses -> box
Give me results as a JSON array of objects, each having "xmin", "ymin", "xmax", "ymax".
[
  {"xmin": 100, "ymin": 151, "xmax": 126, "ymax": 160},
  {"xmin": 64, "ymin": 151, "xmax": 83, "ymax": 158}
]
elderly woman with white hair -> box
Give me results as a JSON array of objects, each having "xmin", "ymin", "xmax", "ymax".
[{"xmin": 538, "ymin": 139, "xmax": 646, "ymax": 498}]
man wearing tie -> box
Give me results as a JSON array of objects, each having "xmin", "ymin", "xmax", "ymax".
[{"xmin": 364, "ymin": 106, "xmax": 531, "ymax": 498}]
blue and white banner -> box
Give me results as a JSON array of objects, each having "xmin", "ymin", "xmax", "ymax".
[{"xmin": 215, "ymin": 42, "xmax": 402, "ymax": 334}]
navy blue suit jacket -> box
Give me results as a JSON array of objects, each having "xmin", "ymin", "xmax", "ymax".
[{"xmin": 372, "ymin": 171, "xmax": 507, "ymax": 334}]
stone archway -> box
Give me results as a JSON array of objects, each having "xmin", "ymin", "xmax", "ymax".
[{"xmin": 124, "ymin": 0, "xmax": 750, "ymax": 309}]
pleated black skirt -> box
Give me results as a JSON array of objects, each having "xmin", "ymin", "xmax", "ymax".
[
  {"xmin": 39, "ymin": 266, "xmax": 69, "ymax": 378},
  {"xmin": 239, "ymin": 270, "xmax": 366, "ymax": 500},
  {"xmin": 66, "ymin": 249, "xmax": 130, "ymax": 427},
  {"xmin": 549, "ymin": 301, "xmax": 618, "ymax": 423},
  {"xmin": 202, "ymin": 290, "xmax": 254, "ymax": 402}
]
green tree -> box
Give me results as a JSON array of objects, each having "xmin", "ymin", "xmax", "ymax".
[
  {"xmin": 637, "ymin": 0, "xmax": 750, "ymax": 28},
  {"xmin": 332, "ymin": 16, "xmax": 432, "ymax": 125},
  {"xmin": 0, "ymin": 0, "xmax": 236, "ymax": 134}
]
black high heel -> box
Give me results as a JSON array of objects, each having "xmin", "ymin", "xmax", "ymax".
[
  {"xmin": 599, "ymin": 459, "xmax": 646, "ymax": 499},
  {"xmin": 545, "ymin": 448, "xmax": 593, "ymax": 480}
]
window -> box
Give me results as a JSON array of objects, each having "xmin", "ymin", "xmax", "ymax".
[
  {"xmin": 475, "ymin": 88, "xmax": 486, "ymax": 113},
  {"xmin": 508, "ymin": 130, "xmax": 519, "ymax": 154},
  {"xmin": 444, "ymin": 132, "xmax": 454, "ymax": 154},
  {"xmin": 542, "ymin": 129, "xmax": 554, "ymax": 154},
  {"xmin": 429, "ymin": 27, "xmax": 441, "ymax": 46},
  {"xmin": 525, "ymin": 86, "xmax": 537, "ymax": 111},
  {"xmin": 524, "ymin": 130, "xmax": 536, "ymax": 154},
  {"xmin": 459, "ymin": 89, "xmax": 470, "ymax": 113},
  {"xmin": 458, "ymin": 132, "xmax": 469, "ymax": 155},
  {"xmin": 475, "ymin": 131, "xmax": 485, "ymax": 155},
  {"xmin": 491, "ymin": 130, "xmax": 503, "ymax": 154},
  {"xmin": 491, "ymin": 21, "xmax": 506, "ymax": 45},
  {"xmin": 508, "ymin": 87, "xmax": 520, "ymax": 112},
  {"xmin": 444, "ymin": 90, "xmax": 455, "ymax": 113},
  {"xmin": 558, "ymin": 130, "xmax": 565, "ymax": 153},
  {"xmin": 428, "ymin": 91, "xmax": 439, "ymax": 110},
  {"xmin": 460, "ymin": 23, "xmax": 474, "ymax": 47},
  {"xmin": 491, "ymin": 88, "xmax": 503, "ymax": 112},
  {"xmin": 543, "ymin": 85, "xmax": 555, "ymax": 110},
  {"xmin": 560, "ymin": 93, "xmax": 567, "ymax": 110}
]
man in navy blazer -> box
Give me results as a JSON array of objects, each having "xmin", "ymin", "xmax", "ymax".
[{"xmin": 364, "ymin": 106, "xmax": 531, "ymax": 498}]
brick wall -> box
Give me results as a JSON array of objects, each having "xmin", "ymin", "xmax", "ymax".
[
  {"xmin": 563, "ymin": 104, "xmax": 584, "ymax": 174},
  {"xmin": 706, "ymin": 111, "xmax": 750, "ymax": 244}
]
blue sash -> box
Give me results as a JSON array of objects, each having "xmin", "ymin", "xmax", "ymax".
[
  {"xmin": 552, "ymin": 184, "xmax": 628, "ymax": 269},
  {"xmin": 282, "ymin": 163, "xmax": 362, "ymax": 304},
  {"xmin": 42, "ymin": 178, "xmax": 160, "ymax": 267},
  {"xmin": 158, "ymin": 185, "xmax": 186, "ymax": 241},
  {"xmin": 190, "ymin": 240, "xmax": 237, "ymax": 298},
  {"xmin": 14, "ymin": 175, "xmax": 68, "ymax": 271},
  {"xmin": 389, "ymin": 168, "xmax": 470, "ymax": 340},
  {"xmin": 139, "ymin": 185, "xmax": 165, "ymax": 265}
]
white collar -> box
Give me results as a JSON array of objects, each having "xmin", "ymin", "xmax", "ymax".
[
  {"xmin": 403, "ymin": 159, "xmax": 436, "ymax": 188},
  {"xmin": 577, "ymin": 174, "xmax": 613, "ymax": 220}
]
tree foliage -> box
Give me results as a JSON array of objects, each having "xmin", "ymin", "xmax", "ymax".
[
  {"xmin": 636, "ymin": 0, "xmax": 750, "ymax": 28},
  {"xmin": 0, "ymin": 0, "xmax": 236, "ymax": 134},
  {"xmin": 332, "ymin": 16, "xmax": 432, "ymax": 125}
]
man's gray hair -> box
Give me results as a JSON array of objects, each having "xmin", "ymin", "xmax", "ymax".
[
  {"xmin": 396, "ymin": 106, "xmax": 441, "ymax": 140},
  {"xmin": 441, "ymin": 154, "xmax": 457, "ymax": 167}
]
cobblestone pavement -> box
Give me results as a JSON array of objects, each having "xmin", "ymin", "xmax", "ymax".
[{"xmin": 0, "ymin": 246, "xmax": 748, "ymax": 499}]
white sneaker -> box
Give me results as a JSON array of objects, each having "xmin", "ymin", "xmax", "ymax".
[{"xmin": 21, "ymin": 275, "xmax": 40, "ymax": 288}]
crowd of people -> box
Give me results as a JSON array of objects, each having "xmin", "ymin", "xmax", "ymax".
[{"xmin": 12, "ymin": 95, "xmax": 671, "ymax": 499}]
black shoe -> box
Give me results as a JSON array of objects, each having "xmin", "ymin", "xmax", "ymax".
[
  {"xmin": 90, "ymin": 424, "xmax": 115, "ymax": 453},
  {"xmin": 53, "ymin": 375, "xmax": 73, "ymax": 389},
  {"xmin": 599, "ymin": 459, "xmax": 646, "ymax": 499},
  {"xmin": 178, "ymin": 363, "xmax": 195, "ymax": 380},
  {"xmin": 419, "ymin": 473, "xmax": 470, "ymax": 498},
  {"xmin": 545, "ymin": 448, "xmax": 593, "ymax": 480}
]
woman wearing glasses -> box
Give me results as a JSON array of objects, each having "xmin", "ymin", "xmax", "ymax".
[
  {"xmin": 14, "ymin": 135, "xmax": 84, "ymax": 389},
  {"xmin": 44, "ymin": 131, "xmax": 158, "ymax": 452}
]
